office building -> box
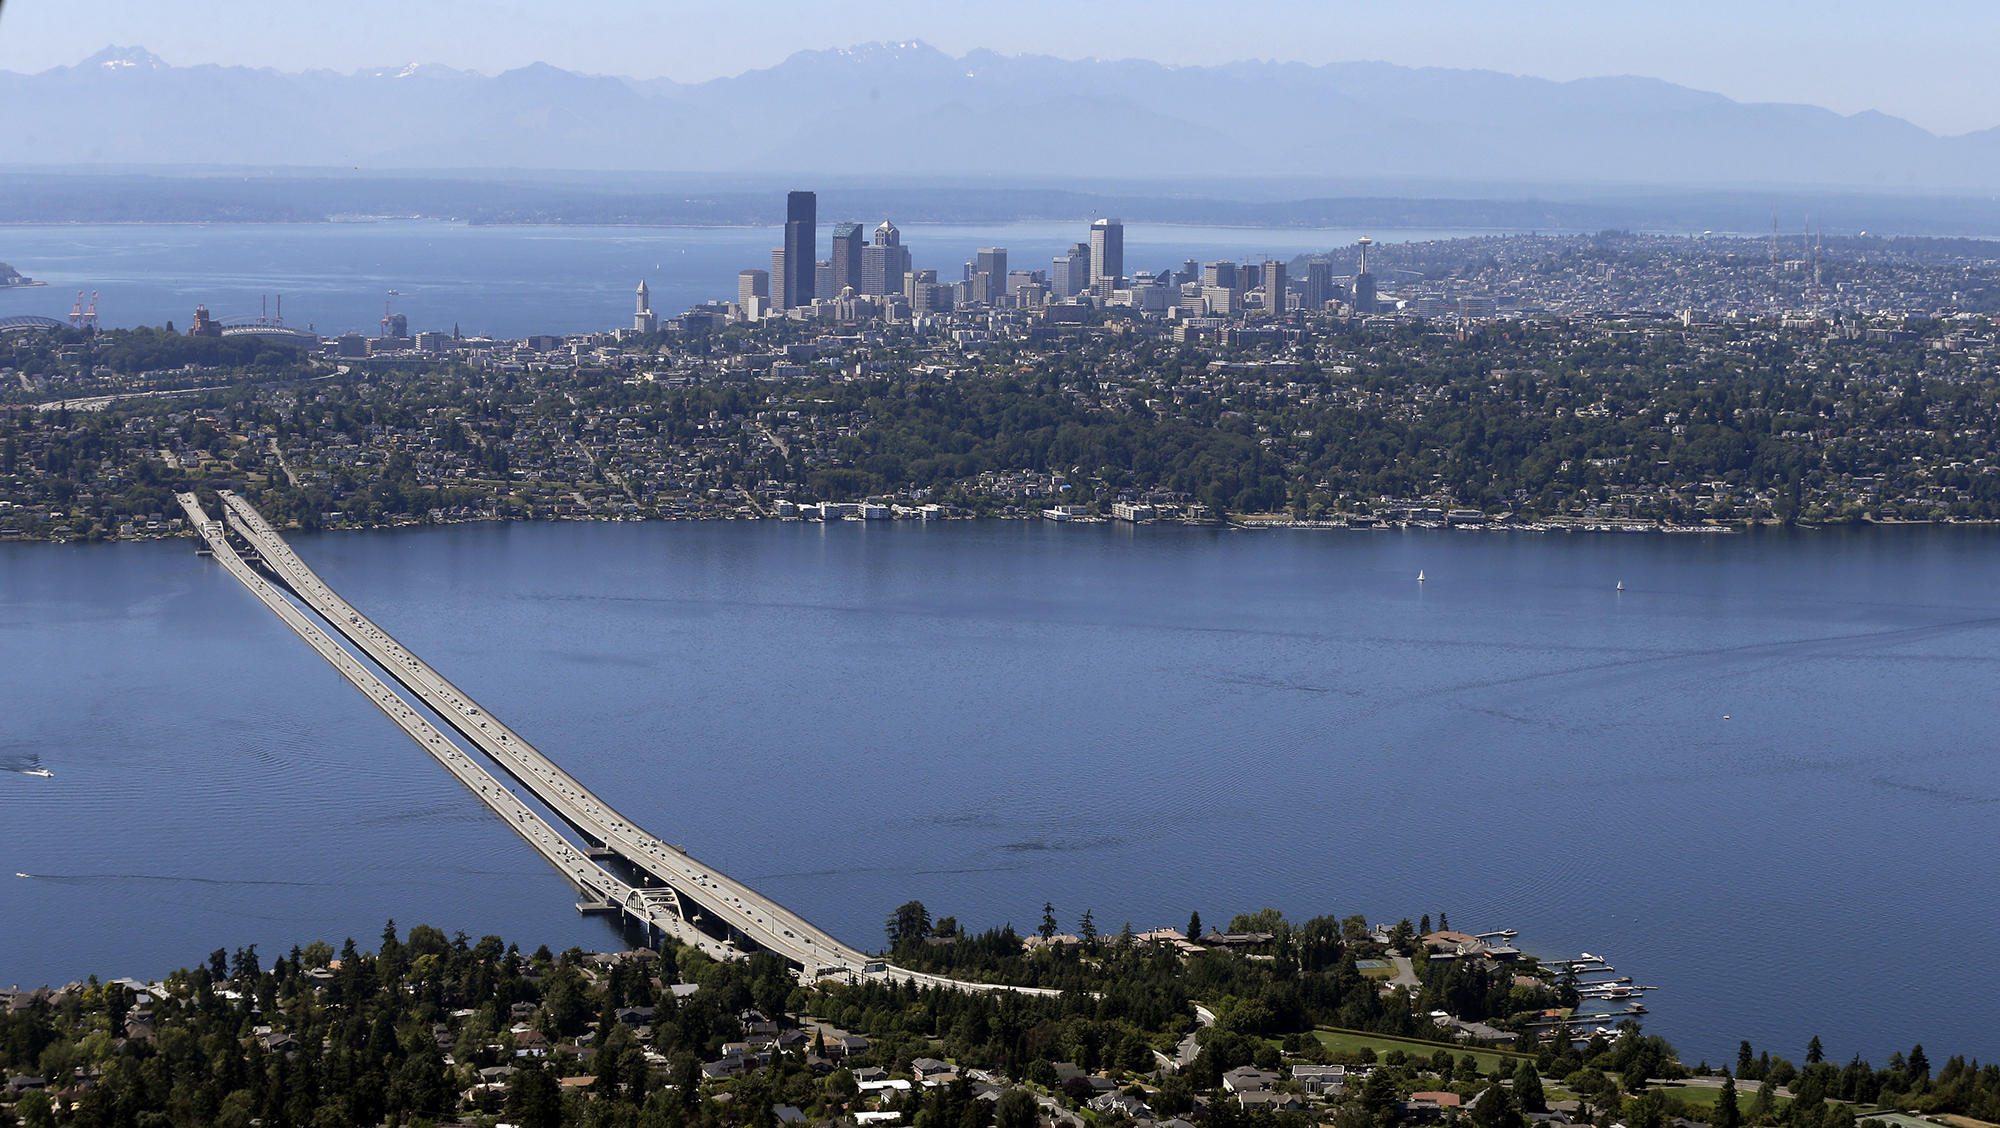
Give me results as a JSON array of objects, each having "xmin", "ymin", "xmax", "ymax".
[
  {"xmin": 815, "ymin": 259, "xmax": 836, "ymax": 301},
  {"xmin": 1264, "ymin": 261, "xmax": 1287, "ymax": 316},
  {"xmin": 1203, "ymin": 261, "xmax": 1238, "ymax": 291},
  {"xmin": 738, "ymin": 269, "xmax": 769, "ymax": 309},
  {"xmin": 770, "ymin": 248, "xmax": 789, "ymax": 311},
  {"xmin": 829, "ymin": 222, "xmax": 864, "ymax": 294},
  {"xmin": 1090, "ymin": 218, "xmax": 1123, "ymax": 295},
  {"xmin": 861, "ymin": 219, "xmax": 910, "ymax": 296},
  {"xmin": 1052, "ymin": 243, "xmax": 1091, "ymax": 298},
  {"xmin": 634, "ymin": 280, "xmax": 657, "ymax": 334},
  {"xmin": 970, "ymin": 247, "xmax": 1007, "ymax": 305},
  {"xmin": 1005, "ymin": 269, "xmax": 1044, "ymax": 298},
  {"xmin": 1304, "ymin": 261, "xmax": 1333, "ymax": 310},
  {"xmin": 782, "ymin": 190, "xmax": 816, "ymax": 309}
]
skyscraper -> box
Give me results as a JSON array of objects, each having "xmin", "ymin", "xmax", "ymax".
[
  {"xmin": 634, "ymin": 279, "xmax": 657, "ymax": 333},
  {"xmin": 770, "ymin": 247, "xmax": 789, "ymax": 311},
  {"xmin": 738, "ymin": 269, "xmax": 769, "ymax": 307},
  {"xmin": 782, "ymin": 190, "xmax": 816, "ymax": 309},
  {"xmin": 1264, "ymin": 261, "xmax": 1287, "ymax": 316},
  {"xmin": 1304, "ymin": 260, "xmax": 1333, "ymax": 311},
  {"xmin": 972, "ymin": 247, "xmax": 1008, "ymax": 304},
  {"xmin": 861, "ymin": 219, "xmax": 910, "ymax": 296},
  {"xmin": 829, "ymin": 222, "xmax": 864, "ymax": 294},
  {"xmin": 1089, "ymin": 218, "xmax": 1123, "ymax": 296},
  {"xmin": 1052, "ymin": 242, "xmax": 1091, "ymax": 298}
]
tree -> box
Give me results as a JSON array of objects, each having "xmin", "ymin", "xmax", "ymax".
[
  {"xmin": 507, "ymin": 1066, "xmax": 564, "ymax": 1128},
  {"xmin": 1907, "ymin": 1044, "xmax": 1929, "ymax": 1082},
  {"xmin": 887, "ymin": 900, "xmax": 932, "ymax": 948},
  {"xmin": 1438, "ymin": 912, "xmax": 1449, "ymax": 932},
  {"xmin": 1078, "ymin": 910, "xmax": 1097, "ymax": 945},
  {"xmin": 1420, "ymin": 914, "xmax": 1432, "ymax": 936},
  {"xmin": 995, "ymin": 1088, "xmax": 1039, "ymax": 1128},
  {"xmin": 1716, "ymin": 1071, "xmax": 1741, "ymax": 1128},
  {"xmin": 1514, "ymin": 1060, "xmax": 1547, "ymax": 1113},
  {"xmin": 1628, "ymin": 1092, "xmax": 1669, "ymax": 1128},
  {"xmin": 1471, "ymin": 1083, "xmax": 1524, "ymax": 1128},
  {"xmin": 1807, "ymin": 1036, "xmax": 1824, "ymax": 1065},
  {"xmin": 1187, "ymin": 911, "xmax": 1203, "ymax": 941},
  {"xmin": 1747, "ymin": 1077, "xmax": 1774, "ymax": 1124},
  {"xmin": 1040, "ymin": 902, "xmax": 1059, "ymax": 941},
  {"xmin": 1386, "ymin": 919, "xmax": 1416, "ymax": 953},
  {"xmin": 1738, "ymin": 1042, "xmax": 1757, "ymax": 1080}
]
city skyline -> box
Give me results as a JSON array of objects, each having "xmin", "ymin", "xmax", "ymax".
[{"xmin": 6, "ymin": 1, "xmax": 2000, "ymax": 135}]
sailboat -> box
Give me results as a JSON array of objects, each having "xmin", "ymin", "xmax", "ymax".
[
  {"xmin": 1616, "ymin": 580, "xmax": 1625, "ymax": 592},
  {"xmin": 1417, "ymin": 570, "xmax": 1426, "ymax": 583}
]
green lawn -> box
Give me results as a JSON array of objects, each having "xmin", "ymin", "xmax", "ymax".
[{"xmin": 1313, "ymin": 1027, "xmax": 1532, "ymax": 1075}]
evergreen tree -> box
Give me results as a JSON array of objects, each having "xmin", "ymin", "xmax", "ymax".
[
  {"xmin": 1187, "ymin": 911, "xmax": 1202, "ymax": 941},
  {"xmin": 1514, "ymin": 1060, "xmax": 1547, "ymax": 1113},
  {"xmin": 1808, "ymin": 1036, "xmax": 1825, "ymax": 1064},
  {"xmin": 1717, "ymin": 1071, "xmax": 1741, "ymax": 1128},
  {"xmin": 1471, "ymin": 1082, "xmax": 1524, "ymax": 1128}
]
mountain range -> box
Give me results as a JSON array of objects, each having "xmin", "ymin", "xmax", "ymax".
[{"xmin": 8, "ymin": 43, "xmax": 2000, "ymax": 191}]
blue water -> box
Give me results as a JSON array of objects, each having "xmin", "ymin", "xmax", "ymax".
[
  {"xmin": 0, "ymin": 220, "xmax": 1510, "ymax": 338},
  {"xmin": 4, "ymin": 520, "xmax": 1997, "ymax": 1068}
]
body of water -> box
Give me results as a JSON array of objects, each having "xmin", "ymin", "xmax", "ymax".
[
  {"xmin": 4, "ymin": 520, "xmax": 1997, "ymax": 1067},
  {"xmin": 0, "ymin": 220, "xmax": 1521, "ymax": 339}
]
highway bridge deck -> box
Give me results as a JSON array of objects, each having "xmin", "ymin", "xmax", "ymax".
[
  {"xmin": 196, "ymin": 493, "xmax": 1063, "ymax": 996},
  {"xmin": 173, "ymin": 492, "xmax": 739, "ymax": 962}
]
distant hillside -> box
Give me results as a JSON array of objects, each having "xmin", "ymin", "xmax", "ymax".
[{"xmin": 9, "ymin": 44, "xmax": 2000, "ymax": 192}]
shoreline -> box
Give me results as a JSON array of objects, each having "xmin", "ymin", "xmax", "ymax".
[{"xmin": 3, "ymin": 510, "xmax": 1990, "ymax": 547}]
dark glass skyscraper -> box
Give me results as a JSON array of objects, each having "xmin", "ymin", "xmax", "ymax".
[
  {"xmin": 1089, "ymin": 217, "xmax": 1124, "ymax": 295},
  {"xmin": 783, "ymin": 191, "xmax": 817, "ymax": 309},
  {"xmin": 829, "ymin": 222, "xmax": 864, "ymax": 295}
]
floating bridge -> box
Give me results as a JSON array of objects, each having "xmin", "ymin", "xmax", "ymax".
[{"xmin": 178, "ymin": 491, "xmax": 1051, "ymax": 995}]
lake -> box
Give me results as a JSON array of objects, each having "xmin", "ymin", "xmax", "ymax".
[
  {"xmin": 0, "ymin": 219, "xmax": 1522, "ymax": 339},
  {"xmin": 4, "ymin": 519, "xmax": 1996, "ymax": 1068}
]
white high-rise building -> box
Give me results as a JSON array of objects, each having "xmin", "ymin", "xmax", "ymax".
[{"xmin": 634, "ymin": 279, "xmax": 657, "ymax": 333}]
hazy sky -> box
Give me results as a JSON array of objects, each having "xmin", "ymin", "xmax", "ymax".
[{"xmin": 6, "ymin": 0, "xmax": 2000, "ymax": 135}]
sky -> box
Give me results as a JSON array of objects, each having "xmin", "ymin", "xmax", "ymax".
[{"xmin": 5, "ymin": 0, "xmax": 2000, "ymax": 135}]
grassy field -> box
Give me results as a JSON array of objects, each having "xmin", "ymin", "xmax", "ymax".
[{"xmin": 1313, "ymin": 1027, "xmax": 1532, "ymax": 1075}]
